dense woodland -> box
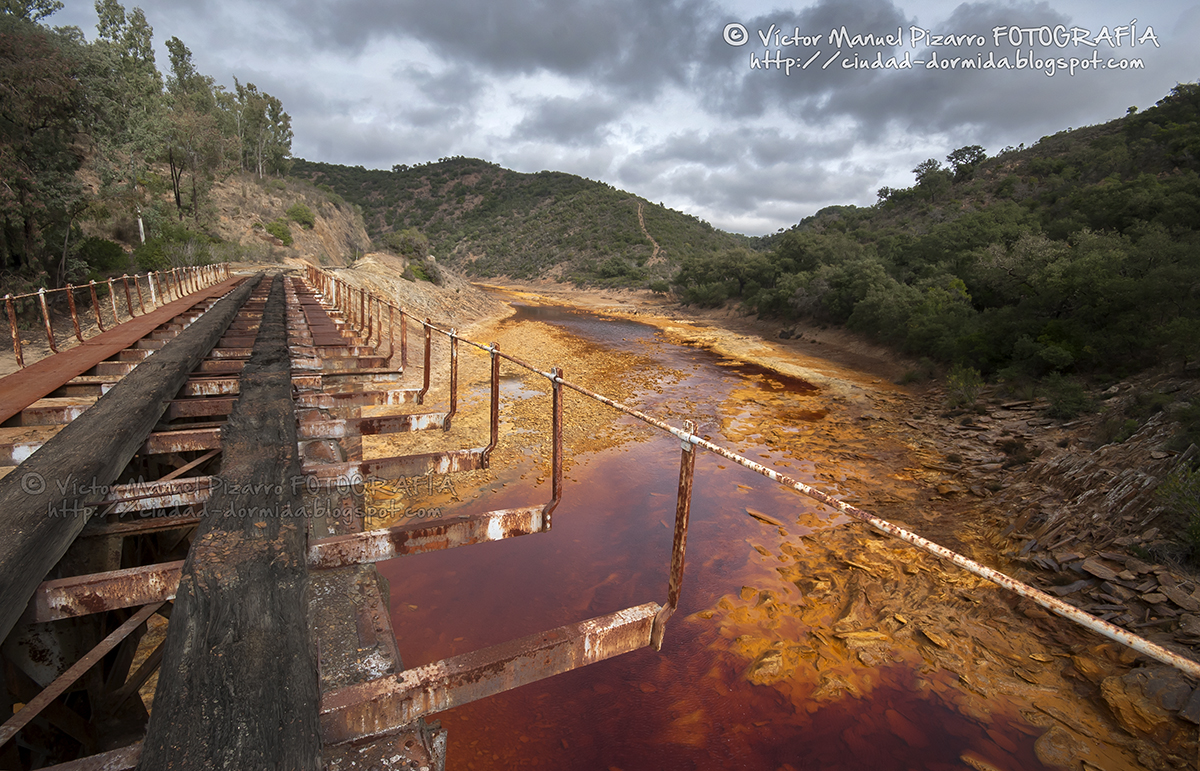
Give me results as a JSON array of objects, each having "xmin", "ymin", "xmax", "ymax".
[
  {"xmin": 0, "ymin": 0, "xmax": 293, "ymax": 288},
  {"xmin": 671, "ymin": 83, "xmax": 1200, "ymax": 385}
]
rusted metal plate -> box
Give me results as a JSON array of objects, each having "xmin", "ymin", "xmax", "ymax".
[
  {"xmin": 194, "ymin": 359, "xmax": 245, "ymax": 374},
  {"xmin": 179, "ymin": 376, "xmax": 240, "ymax": 396},
  {"xmin": 0, "ymin": 437, "xmax": 49, "ymax": 465},
  {"xmin": 166, "ymin": 397, "xmax": 236, "ymax": 419},
  {"xmin": 24, "ymin": 562, "xmax": 183, "ymax": 623},
  {"xmin": 140, "ymin": 427, "xmax": 222, "ymax": 454},
  {"xmin": 303, "ymin": 448, "xmax": 485, "ymax": 482},
  {"xmin": 309, "ymin": 505, "xmax": 548, "ymax": 569},
  {"xmin": 320, "ymin": 603, "xmax": 659, "ymax": 745},
  {"xmin": 36, "ymin": 506, "xmax": 549, "ymax": 621},
  {"xmin": 294, "ymin": 388, "xmax": 421, "ymax": 409},
  {"xmin": 207, "ymin": 347, "xmax": 253, "ymax": 358},
  {"xmin": 5, "ymin": 398, "xmax": 97, "ymax": 427},
  {"xmin": 298, "ymin": 411, "xmax": 449, "ymax": 440},
  {"xmin": 97, "ymin": 476, "xmax": 213, "ymax": 513}
]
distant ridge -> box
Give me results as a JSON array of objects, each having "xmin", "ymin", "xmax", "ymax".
[{"xmin": 289, "ymin": 157, "xmax": 753, "ymax": 287}]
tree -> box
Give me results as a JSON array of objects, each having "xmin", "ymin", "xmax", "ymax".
[
  {"xmin": 162, "ymin": 36, "xmax": 226, "ymax": 220},
  {"xmin": 946, "ymin": 145, "xmax": 987, "ymax": 181},
  {"xmin": 0, "ymin": 14, "xmax": 87, "ymax": 282},
  {"xmin": 231, "ymin": 79, "xmax": 292, "ymax": 178},
  {"xmin": 0, "ymin": 0, "xmax": 62, "ymax": 21},
  {"xmin": 87, "ymin": 0, "xmax": 164, "ymax": 225},
  {"xmin": 912, "ymin": 158, "xmax": 952, "ymax": 201}
]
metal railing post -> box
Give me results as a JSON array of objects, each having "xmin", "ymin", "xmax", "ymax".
[
  {"xmin": 483, "ymin": 343, "xmax": 500, "ymax": 467},
  {"xmin": 37, "ymin": 288, "xmax": 57, "ymax": 353},
  {"xmin": 65, "ymin": 285, "xmax": 83, "ymax": 343},
  {"xmin": 547, "ymin": 366, "xmax": 564, "ymax": 523},
  {"xmin": 445, "ymin": 331, "xmax": 458, "ymax": 430},
  {"xmin": 651, "ymin": 420, "xmax": 696, "ymax": 650},
  {"xmin": 89, "ymin": 281, "xmax": 105, "ymax": 331},
  {"xmin": 417, "ymin": 319, "xmax": 432, "ymax": 404},
  {"xmin": 6, "ymin": 295, "xmax": 23, "ymax": 368}
]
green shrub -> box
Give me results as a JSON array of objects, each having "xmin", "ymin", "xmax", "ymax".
[
  {"xmin": 648, "ymin": 279, "xmax": 670, "ymax": 294},
  {"xmin": 78, "ymin": 236, "xmax": 128, "ymax": 274},
  {"xmin": 287, "ymin": 202, "xmax": 316, "ymax": 229},
  {"xmin": 899, "ymin": 357, "xmax": 937, "ymax": 385},
  {"xmin": 1157, "ymin": 463, "xmax": 1200, "ymax": 555},
  {"xmin": 1043, "ymin": 374, "xmax": 1094, "ymax": 419},
  {"xmin": 1097, "ymin": 416, "xmax": 1141, "ymax": 444},
  {"xmin": 1168, "ymin": 403, "xmax": 1200, "ymax": 453},
  {"xmin": 265, "ymin": 219, "xmax": 293, "ymax": 246},
  {"xmin": 946, "ymin": 363, "xmax": 983, "ymax": 407},
  {"xmin": 386, "ymin": 228, "xmax": 429, "ymax": 258}
]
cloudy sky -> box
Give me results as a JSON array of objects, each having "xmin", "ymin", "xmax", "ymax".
[{"xmin": 54, "ymin": 0, "xmax": 1200, "ymax": 235}]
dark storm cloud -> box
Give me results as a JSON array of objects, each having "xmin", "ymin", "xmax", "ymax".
[
  {"xmin": 512, "ymin": 95, "xmax": 622, "ymax": 145},
  {"xmin": 696, "ymin": 0, "xmax": 914, "ymax": 119},
  {"xmin": 612, "ymin": 125, "xmax": 869, "ymax": 229},
  {"xmin": 396, "ymin": 64, "xmax": 486, "ymax": 129},
  {"xmin": 291, "ymin": 0, "xmax": 720, "ymax": 99}
]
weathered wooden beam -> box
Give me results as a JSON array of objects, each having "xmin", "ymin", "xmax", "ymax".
[
  {"xmin": 138, "ymin": 275, "xmax": 322, "ymax": 771},
  {"xmin": 0, "ymin": 275, "xmax": 259, "ymax": 644}
]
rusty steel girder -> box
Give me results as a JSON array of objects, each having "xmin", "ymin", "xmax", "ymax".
[
  {"xmin": 24, "ymin": 564, "xmax": 183, "ymax": 623},
  {"xmin": 298, "ymin": 411, "xmax": 450, "ymax": 440},
  {"xmin": 302, "ymin": 448, "xmax": 486, "ymax": 482},
  {"xmin": 308, "ymin": 505, "xmax": 550, "ymax": 569},
  {"xmin": 319, "ymin": 603, "xmax": 660, "ymax": 745}
]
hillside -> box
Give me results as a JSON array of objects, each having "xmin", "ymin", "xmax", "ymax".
[
  {"xmin": 288, "ymin": 157, "xmax": 752, "ymax": 287},
  {"xmin": 669, "ymin": 81, "xmax": 1200, "ymax": 384}
]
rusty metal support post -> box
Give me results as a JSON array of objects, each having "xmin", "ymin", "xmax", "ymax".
[
  {"xmin": 134, "ymin": 275, "xmax": 146, "ymax": 315},
  {"xmin": 651, "ymin": 419, "xmax": 696, "ymax": 651},
  {"xmin": 400, "ymin": 309, "xmax": 407, "ymax": 368},
  {"xmin": 546, "ymin": 366, "xmax": 563, "ymax": 523},
  {"xmin": 362, "ymin": 293, "xmax": 372, "ymax": 343},
  {"xmin": 107, "ymin": 278, "xmax": 118, "ymax": 324},
  {"xmin": 121, "ymin": 275, "xmax": 134, "ymax": 317},
  {"xmin": 417, "ymin": 320, "xmax": 432, "ymax": 404},
  {"xmin": 387, "ymin": 305, "xmax": 395, "ymax": 362},
  {"xmin": 5, "ymin": 295, "xmax": 23, "ymax": 368},
  {"xmin": 483, "ymin": 343, "xmax": 500, "ymax": 467},
  {"xmin": 445, "ymin": 331, "xmax": 457, "ymax": 430},
  {"xmin": 89, "ymin": 280, "xmax": 105, "ymax": 332},
  {"xmin": 37, "ymin": 289, "xmax": 57, "ymax": 354},
  {"xmin": 65, "ymin": 285, "xmax": 83, "ymax": 343}
]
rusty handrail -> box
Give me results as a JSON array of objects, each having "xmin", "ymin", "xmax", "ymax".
[
  {"xmin": 2, "ymin": 265, "xmax": 230, "ymax": 368},
  {"xmin": 306, "ymin": 264, "xmax": 1200, "ymax": 680}
]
